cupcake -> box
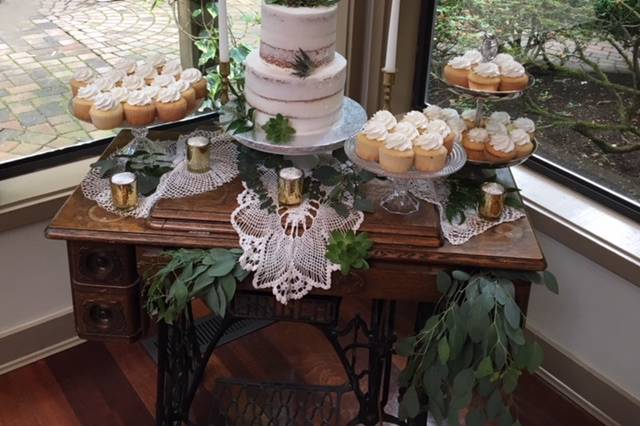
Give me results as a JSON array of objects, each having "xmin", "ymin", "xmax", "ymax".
[
  {"xmin": 512, "ymin": 117, "xmax": 536, "ymax": 137},
  {"xmin": 155, "ymin": 86, "xmax": 187, "ymax": 122},
  {"xmin": 143, "ymin": 85, "xmax": 161, "ymax": 101},
  {"xmin": 499, "ymin": 61, "xmax": 529, "ymax": 92},
  {"xmin": 485, "ymin": 133, "xmax": 516, "ymax": 162},
  {"xmin": 147, "ymin": 53, "xmax": 166, "ymax": 72},
  {"xmin": 136, "ymin": 63, "xmax": 158, "ymax": 85},
  {"xmin": 379, "ymin": 133, "xmax": 414, "ymax": 173},
  {"xmin": 511, "ymin": 128, "xmax": 534, "ymax": 157},
  {"xmin": 181, "ymin": 68, "xmax": 207, "ymax": 99},
  {"xmin": 122, "ymin": 75, "xmax": 145, "ymax": 91},
  {"xmin": 485, "ymin": 119, "xmax": 508, "ymax": 136},
  {"xmin": 489, "ymin": 111, "xmax": 511, "ymax": 126},
  {"xmin": 124, "ymin": 90, "xmax": 156, "ymax": 126},
  {"xmin": 393, "ymin": 121, "xmax": 420, "ymax": 142},
  {"xmin": 423, "ymin": 104, "xmax": 443, "ymax": 121},
  {"xmin": 462, "ymin": 127, "xmax": 489, "ymax": 161},
  {"xmin": 152, "ymin": 74, "xmax": 176, "ymax": 88},
  {"xmin": 70, "ymin": 68, "xmax": 94, "ymax": 96},
  {"xmin": 414, "ymin": 132, "xmax": 448, "ymax": 172},
  {"xmin": 161, "ymin": 59, "xmax": 182, "ymax": 78},
  {"xmin": 72, "ymin": 84, "xmax": 100, "ymax": 121},
  {"xmin": 444, "ymin": 56, "xmax": 472, "ymax": 88},
  {"xmin": 461, "ymin": 109, "xmax": 478, "ymax": 128},
  {"xmin": 93, "ymin": 76, "xmax": 115, "ymax": 92},
  {"xmin": 356, "ymin": 120, "xmax": 388, "ymax": 161},
  {"xmin": 402, "ymin": 111, "xmax": 429, "ymax": 133},
  {"xmin": 468, "ymin": 62, "xmax": 501, "ymax": 92},
  {"xmin": 425, "ymin": 119, "xmax": 455, "ymax": 153},
  {"xmin": 114, "ymin": 57, "xmax": 137, "ymax": 75},
  {"xmin": 447, "ymin": 117, "xmax": 467, "ymax": 135},
  {"xmin": 371, "ymin": 110, "xmax": 397, "ymax": 130},
  {"xmin": 103, "ymin": 69, "xmax": 126, "ymax": 87},
  {"xmin": 110, "ymin": 87, "xmax": 129, "ymax": 105},
  {"xmin": 441, "ymin": 108, "xmax": 460, "ymax": 122},
  {"xmin": 492, "ymin": 53, "xmax": 514, "ymax": 69},
  {"xmin": 462, "ymin": 49, "xmax": 483, "ymax": 66},
  {"xmin": 173, "ymin": 80, "xmax": 196, "ymax": 110},
  {"xmin": 89, "ymin": 93, "xmax": 124, "ymax": 129}
]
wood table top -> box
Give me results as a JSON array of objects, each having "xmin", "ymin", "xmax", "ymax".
[{"xmin": 46, "ymin": 124, "xmax": 546, "ymax": 271}]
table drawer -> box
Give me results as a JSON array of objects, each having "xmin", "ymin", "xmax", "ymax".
[{"xmin": 67, "ymin": 241, "xmax": 138, "ymax": 287}]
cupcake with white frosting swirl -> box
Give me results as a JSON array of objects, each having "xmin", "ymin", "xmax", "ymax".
[
  {"xmin": 124, "ymin": 90, "xmax": 156, "ymax": 126},
  {"xmin": 462, "ymin": 127, "xmax": 489, "ymax": 161},
  {"xmin": 161, "ymin": 59, "xmax": 182, "ymax": 78},
  {"xmin": 461, "ymin": 109, "xmax": 478, "ymax": 128},
  {"xmin": 136, "ymin": 63, "xmax": 158, "ymax": 85},
  {"xmin": 122, "ymin": 75, "xmax": 145, "ymax": 91},
  {"xmin": 402, "ymin": 111, "xmax": 429, "ymax": 132},
  {"xmin": 152, "ymin": 74, "xmax": 176, "ymax": 88},
  {"xmin": 426, "ymin": 119, "xmax": 455, "ymax": 153},
  {"xmin": 147, "ymin": 53, "xmax": 166, "ymax": 72},
  {"xmin": 393, "ymin": 121, "xmax": 420, "ymax": 142},
  {"xmin": 114, "ymin": 57, "xmax": 137, "ymax": 75},
  {"xmin": 512, "ymin": 117, "xmax": 536, "ymax": 136},
  {"xmin": 89, "ymin": 93, "xmax": 124, "ymax": 129},
  {"xmin": 356, "ymin": 120, "xmax": 388, "ymax": 161},
  {"xmin": 510, "ymin": 128, "xmax": 534, "ymax": 157},
  {"xmin": 155, "ymin": 85, "xmax": 187, "ymax": 122},
  {"xmin": 110, "ymin": 87, "xmax": 129, "ymax": 104},
  {"xmin": 485, "ymin": 133, "xmax": 516, "ymax": 162},
  {"xmin": 371, "ymin": 110, "xmax": 397, "ymax": 130},
  {"xmin": 468, "ymin": 62, "xmax": 501, "ymax": 92},
  {"xmin": 444, "ymin": 56, "xmax": 472, "ymax": 88},
  {"xmin": 414, "ymin": 132, "xmax": 448, "ymax": 172},
  {"xmin": 181, "ymin": 68, "xmax": 207, "ymax": 99},
  {"xmin": 379, "ymin": 133, "xmax": 414, "ymax": 173},
  {"xmin": 72, "ymin": 84, "xmax": 101, "ymax": 121},
  {"xmin": 172, "ymin": 80, "xmax": 196, "ymax": 110},
  {"xmin": 423, "ymin": 104, "xmax": 443, "ymax": 121},
  {"xmin": 499, "ymin": 60, "xmax": 529, "ymax": 91},
  {"xmin": 70, "ymin": 68, "xmax": 94, "ymax": 96}
]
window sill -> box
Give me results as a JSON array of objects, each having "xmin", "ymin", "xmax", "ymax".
[
  {"xmin": 0, "ymin": 157, "xmax": 96, "ymax": 232},
  {"xmin": 513, "ymin": 165, "xmax": 640, "ymax": 285}
]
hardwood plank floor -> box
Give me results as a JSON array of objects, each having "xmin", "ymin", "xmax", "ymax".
[{"xmin": 0, "ymin": 299, "xmax": 603, "ymax": 426}]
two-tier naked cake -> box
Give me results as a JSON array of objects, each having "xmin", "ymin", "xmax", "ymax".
[{"xmin": 244, "ymin": 1, "xmax": 347, "ymax": 137}]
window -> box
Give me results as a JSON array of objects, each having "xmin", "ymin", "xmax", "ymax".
[
  {"xmin": 418, "ymin": 0, "xmax": 640, "ymax": 219},
  {"xmin": 0, "ymin": 0, "xmax": 261, "ymax": 175}
]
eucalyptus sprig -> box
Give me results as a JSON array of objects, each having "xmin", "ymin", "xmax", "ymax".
[
  {"xmin": 325, "ymin": 231, "xmax": 373, "ymax": 275},
  {"xmin": 396, "ymin": 269, "xmax": 559, "ymax": 425},
  {"xmin": 291, "ymin": 49, "xmax": 315, "ymax": 78},
  {"xmin": 145, "ymin": 248, "xmax": 250, "ymax": 324}
]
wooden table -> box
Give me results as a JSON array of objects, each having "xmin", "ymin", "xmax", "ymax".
[{"xmin": 46, "ymin": 123, "xmax": 546, "ymax": 426}]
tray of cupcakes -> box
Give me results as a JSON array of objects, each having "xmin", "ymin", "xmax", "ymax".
[
  {"xmin": 440, "ymin": 49, "xmax": 534, "ymax": 99},
  {"xmin": 69, "ymin": 55, "xmax": 207, "ymax": 129},
  {"xmin": 345, "ymin": 109, "xmax": 467, "ymax": 179}
]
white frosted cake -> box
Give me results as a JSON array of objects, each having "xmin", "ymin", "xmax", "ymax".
[{"xmin": 244, "ymin": 1, "xmax": 347, "ymax": 137}]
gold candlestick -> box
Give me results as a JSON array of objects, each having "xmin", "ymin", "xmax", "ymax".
[
  {"xmin": 382, "ymin": 70, "xmax": 396, "ymax": 111},
  {"xmin": 187, "ymin": 136, "xmax": 211, "ymax": 173},
  {"xmin": 278, "ymin": 167, "xmax": 304, "ymax": 206},
  {"xmin": 219, "ymin": 61, "xmax": 231, "ymax": 105},
  {"xmin": 110, "ymin": 172, "xmax": 138, "ymax": 211},
  {"xmin": 479, "ymin": 182, "xmax": 506, "ymax": 220}
]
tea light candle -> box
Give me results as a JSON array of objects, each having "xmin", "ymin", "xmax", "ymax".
[
  {"xmin": 187, "ymin": 136, "xmax": 211, "ymax": 173},
  {"xmin": 110, "ymin": 172, "xmax": 138, "ymax": 210},
  {"xmin": 278, "ymin": 167, "xmax": 304, "ymax": 206},
  {"xmin": 479, "ymin": 182, "xmax": 506, "ymax": 220}
]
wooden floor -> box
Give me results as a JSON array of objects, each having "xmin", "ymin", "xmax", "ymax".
[{"xmin": 0, "ymin": 299, "xmax": 603, "ymax": 426}]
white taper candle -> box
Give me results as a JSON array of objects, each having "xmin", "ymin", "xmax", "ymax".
[
  {"xmin": 383, "ymin": 0, "xmax": 401, "ymax": 72},
  {"xmin": 218, "ymin": 0, "xmax": 230, "ymax": 63}
]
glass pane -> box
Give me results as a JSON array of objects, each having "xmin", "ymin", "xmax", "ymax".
[
  {"xmin": 426, "ymin": 0, "xmax": 640, "ymax": 206},
  {"xmin": 0, "ymin": 0, "xmax": 261, "ymax": 166}
]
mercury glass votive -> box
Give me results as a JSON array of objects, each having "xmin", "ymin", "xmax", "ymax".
[
  {"xmin": 479, "ymin": 182, "xmax": 506, "ymax": 220},
  {"xmin": 278, "ymin": 167, "xmax": 304, "ymax": 206},
  {"xmin": 187, "ymin": 136, "xmax": 211, "ymax": 173},
  {"xmin": 110, "ymin": 172, "xmax": 138, "ymax": 210}
]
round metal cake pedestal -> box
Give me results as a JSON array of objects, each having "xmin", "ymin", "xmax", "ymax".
[
  {"xmin": 234, "ymin": 98, "xmax": 367, "ymax": 156},
  {"xmin": 344, "ymin": 138, "xmax": 467, "ymax": 215}
]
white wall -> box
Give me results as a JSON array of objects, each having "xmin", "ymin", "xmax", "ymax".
[
  {"xmin": 0, "ymin": 220, "xmax": 72, "ymax": 336},
  {"xmin": 528, "ymin": 231, "xmax": 640, "ymax": 402}
]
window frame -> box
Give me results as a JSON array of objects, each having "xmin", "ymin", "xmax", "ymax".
[{"xmin": 413, "ymin": 1, "xmax": 640, "ymax": 223}]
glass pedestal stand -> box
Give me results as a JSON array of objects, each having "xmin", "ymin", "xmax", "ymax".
[{"xmin": 381, "ymin": 179, "xmax": 421, "ymax": 215}]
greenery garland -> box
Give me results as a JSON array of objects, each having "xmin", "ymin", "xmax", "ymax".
[{"xmin": 396, "ymin": 269, "xmax": 559, "ymax": 425}]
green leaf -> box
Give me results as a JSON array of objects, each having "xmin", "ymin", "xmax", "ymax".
[
  {"xmin": 233, "ymin": 263, "xmax": 250, "ymax": 281},
  {"xmin": 400, "ymin": 385, "xmax": 421, "ymax": 419},
  {"xmin": 205, "ymin": 285, "xmax": 220, "ymax": 314},
  {"xmin": 291, "ymin": 48, "xmax": 316, "ymax": 78},
  {"xmin": 262, "ymin": 113, "xmax": 295, "ymax": 144},
  {"xmin": 137, "ymin": 173, "xmax": 161, "ymax": 196},
  {"xmin": 438, "ymin": 336, "xmax": 450, "ymax": 363},
  {"xmin": 494, "ymin": 345, "xmax": 507, "ymax": 370},
  {"xmin": 453, "ymin": 368, "xmax": 475, "ymax": 396},
  {"xmin": 487, "ymin": 389, "xmax": 505, "ymax": 420},
  {"xmin": 313, "ymin": 165, "xmax": 341, "ymax": 185},
  {"xmin": 395, "ymin": 336, "xmax": 416, "ymax": 357},
  {"xmin": 503, "ymin": 368, "xmax": 520, "ymax": 394},
  {"xmin": 170, "ymin": 280, "xmax": 188, "ymax": 307},
  {"xmin": 206, "ymin": 258, "xmax": 237, "ymax": 277},
  {"xmin": 217, "ymin": 285, "xmax": 227, "ymax": 317},
  {"xmin": 504, "ymin": 298, "xmax": 521, "ymax": 329},
  {"xmin": 466, "ymin": 409, "xmax": 487, "ymax": 426},
  {"xmin": 452, "ymin": 270, "xmax": 471, "ymax": 281},
  {"xmin": 192, "ymin": 272, "xmax": 215, "ymax": 295},
  {"xmin": 494, "ymin": 284, "xmax": 508, "ymax": 305},
  {"xmin": 91, "ymin": 159, "xmax": 119, "ymax": 177},
  {"xmin": 219, "ymin": 274, "xmax": 237, "ymax": 301},
  {"xmin": 527, "ymin": 341, "xmax": 544, "ymax": 372},
  {"xmin": 543, "ymin": 271, "xmax": 559, "ymax": 294},
  {"xmin": 475, "ymin": 356, "xmax": 494, "ymax": 378},
  {"xmin": 437, "ymin": 271, "xmax": 452, "ymax": 294}
]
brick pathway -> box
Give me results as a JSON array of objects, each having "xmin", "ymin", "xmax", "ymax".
[{"xmin": 0, "ymin": 0, "xmax": 260, "ymax": 164}]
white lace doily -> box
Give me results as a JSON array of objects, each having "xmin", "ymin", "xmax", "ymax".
[
  {"xmin": 231, "ymin": 169, "xmax": 364, "ymax": 304},
  {"xmin": 408, "ymin": 179, "xmax": 526, "ymax": 246},
  {"xmin": 81, "ymin": 130, "xmax": 239, "ymax": 218}
]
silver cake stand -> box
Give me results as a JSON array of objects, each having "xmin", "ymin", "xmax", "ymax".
[
  {"xmin": 344, "ymin": 137, "xmax": 467, "ymax": 215},
  {"xmin": 234, "ymin": 97, "xmax": 367, "ymax": 156}
]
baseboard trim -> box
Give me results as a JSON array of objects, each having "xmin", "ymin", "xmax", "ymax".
[
  {"xmin": 0, "ymin": 309, "xmax": 84, "ymax": 375},
  {"xmin": 528, "ymin": 326, "xmax": 640, "ymax": 426}
]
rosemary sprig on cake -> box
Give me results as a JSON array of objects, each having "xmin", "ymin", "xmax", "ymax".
[
  {"xmin": 291, "ymin": 49, "xmax": 316, "ymax": 78},
  {"xmin": 266, "ymin": 0, "xmax": 340, "ymax": 6}
]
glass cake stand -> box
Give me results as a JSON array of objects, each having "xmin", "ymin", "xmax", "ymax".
[
  {"xmin": 344, "ymin": 137, "xmax": 467, "ymax": 215},
  {"xmin": 233, "ymin": 97, "xmax": 367, "ymax": 156}
]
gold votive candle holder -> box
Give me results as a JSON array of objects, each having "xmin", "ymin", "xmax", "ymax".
[
  {"xmin": 110, "ymin": 172, "xmax": 138, "ymax": 210},
  {"xmin": 479, "ymin": 182, "xmax": 506, "ymax": 220},
  {"xmin": 278, "ymin": 167, "xmax": 304, "ymax": 206},
  {"xmin": 187, "ymin": 136, "xmax": 211, "ymax": 173}
]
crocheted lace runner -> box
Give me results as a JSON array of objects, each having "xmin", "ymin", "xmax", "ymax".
[
  {"xmin": 231, "ymin": 169, "xmax": 364, "ymax": 304},
  {"xmin": 408, "ymin": 179, "xmax": 526, "ymax": 246},
  {"xmin": 81, "ymin": 130, "xmax": 239, "ymax": 218}
]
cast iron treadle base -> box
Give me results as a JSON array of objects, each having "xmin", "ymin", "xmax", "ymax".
[
  {"xmin": 142, "ymin": 315, "xmax": 273, "ymax": 363},
  {"xmin": 208, "ymin": 379, "xmax": 350, "ymax": 426}
]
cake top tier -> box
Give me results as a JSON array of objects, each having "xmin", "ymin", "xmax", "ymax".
[{"xmin": 260, "ymin": 1, "xmax": 338, "ymax": 68}]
